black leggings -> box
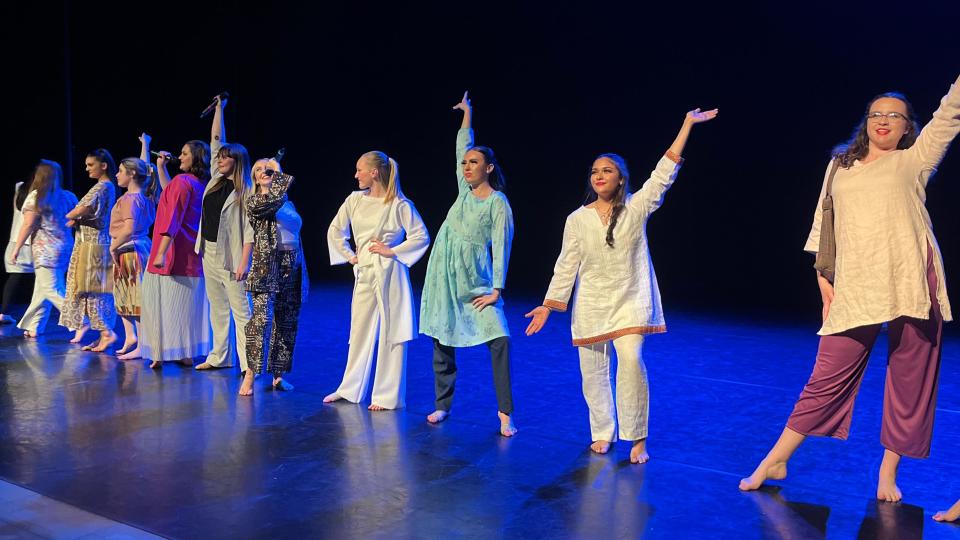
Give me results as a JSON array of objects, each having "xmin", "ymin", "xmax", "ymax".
[{"xmin": 1, "ymin": 272, "xmax": 34, "ymax": 314}]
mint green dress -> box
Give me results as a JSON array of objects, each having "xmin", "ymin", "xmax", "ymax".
[{"xmin": 419, "ymin": 128, "xmax": 514, "ymax": 347}]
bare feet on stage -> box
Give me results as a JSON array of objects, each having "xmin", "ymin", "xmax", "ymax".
[
  {"xmin": 933, "ymin": 500, "xmax": 960, "ymax": 522},
  {"xmin": 368, "ymin": 403, "xmax": 388, "ymax": 411},
  {"xmin": 116, "ymin": 338, "xmax": 137, "ymax": 355},
  {"xmin": 739, "ymin": 459, "xmax": 788, "ymax": 491},
  {"xmin": 498, "ymin": 411, "xmax": 517, "ymax": 437},
  {"xmin": 178, "ymin": 358, "xmax": 193, "ymax": 367},
  {"xmin": 426, "ymin": 410, "xmax": 449, "ymax": 424},
  {"xmin": 70, "ymin": 324, "xmax": 90, "ymax": 344},
  {"xmin": 323, "ymin": 392, "xmax": 343, "ymax": 403},
  {"xmin": 23, "ymin": 330, "xmax": 38, "ymax": 339},
  {"xmin": 149, "ymin": 360, "xmax": 162, "ymax": 369},
  {"xmin": 0, "ymin": 314, "xmax": 15, "ymax": 324},
  {"xmin": 630, "ymin": 439, "xmax": 650, "ymax": 464},
  {"xmin": 239, "ymin": 370, "xmax": 254, "ymax": 396},
  {"xmin": 117, "ymin": 346, "xmax": 141, "ymax": 361},
  {"xmin": 88, "ymin": 331, "xmax": 117, "ymax": 352},
  {"xmin": 272, "ymin": 378, "xmax": 293, "ymax": 392},
  {"xmin": 876, "ymin": 449, "xmax": 902, "ymax": 502},
  {"xmin": 590, "ymin": 440, "xmax": 611, "ymax": 454},
  {"xmin": 194, "ymin": 362, "xmax": 217, "ymax": 370}
]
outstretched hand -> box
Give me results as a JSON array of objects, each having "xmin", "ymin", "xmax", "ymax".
[
  {"xmin": 524, "ymin": 306, "xmax": 551, "ymax": 335},
  {"xmin": 139, "ymin": 132, "xmax": 152, "ymax": 146},
  {"xmin": 452, "ymin": 91, "xmax": 471, "ymax": 113},
  {"xmin": 686, "ymin": 108, "xmax": 719, "ymax": 124}
]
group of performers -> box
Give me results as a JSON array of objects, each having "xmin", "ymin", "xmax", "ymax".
[
  {"xmin": 3, "ymin": 95, "xmax": 305, "ymax": 395},
  {"xmin": 3, "ymin": 71, "xmax": 960, "ymax": 521}
]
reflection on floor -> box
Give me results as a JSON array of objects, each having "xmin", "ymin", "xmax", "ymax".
[{"xmin": 1, "ymin": 285, "xmax": 959, "ymax": 539}]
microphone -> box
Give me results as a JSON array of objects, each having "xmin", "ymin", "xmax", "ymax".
[
  {"xmin": 199, "ymin": 92, "xmax": 229, "ymax": 119},
  {"xmin": 274, "ymin": 148, "xmax": 286, "ymax": 164},
  {"xmin": 150, "ymin": 151, "xmax": 180, "ymax": 164}
]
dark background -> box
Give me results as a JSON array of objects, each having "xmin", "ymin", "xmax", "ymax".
[{"xmin": 5, "ymin": 1, "xmax": 959, "ymax": 322}]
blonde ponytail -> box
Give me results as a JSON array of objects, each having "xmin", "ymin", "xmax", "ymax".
[{"xmin": 361, "ymin": 151, "xmax": 404, "ymax": 204}]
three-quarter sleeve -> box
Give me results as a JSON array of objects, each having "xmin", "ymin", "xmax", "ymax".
[
  {"xmin": 155, "ymin": 178, "xmax": 189, "ymax": 237},
  {"xmin": 803, "ymin": 160, "xmax": 835, "ymax": 255},
  {"xmin": 392, "ymin": 199, "xmax": 430, "ymax": 267},
  {"xmin": 490, "ymin": 195, "xmax": 514, "ymax": 290},
  {"xmin": 456, "ymin": 128, "xmax": 474, "ymax": 194},
  {"xmin": 327, "ymin": 195, "xmax": 357, "ymax": 265},
  {"xmin": 543, "ymin": 215, "xmax": 582, "ymax": 312},
  {"xmin": 903, "ymin": 75, "xmax": 960, "ymax": 185},
  {"xmin": 627, "ymin": 154, "xmax": 682, "ymax": 217}
]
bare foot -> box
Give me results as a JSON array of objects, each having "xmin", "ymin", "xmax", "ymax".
[
  {"xmin": 116, "ymin": 339, "xmax": 137, "ymax": 355},
  {"xmin": 23, "ymin": 330, "xmax": 38, "ymax": 339},
  {"xmin": 194, "ymin": 362, "xmax": 216, "ymax": 370},
  {"xmin": 91, "ymin": 331, "xmax": 118, "ymax": 352},
  {"xmin": 876, "ymin": 476, "xmax": 902, "ymax": 502},
  {"xmin": 590, "ymin": 440, "xmax": 611, "ymax": 454},
  {"xmin": 70, "ymin": 325, "xmax": 90, "ymax": 343},
  {"xmin": 630, "ymin": 439, "xmax": 650, "ymax": 464},
  {"xmin": 117, "ymin": 346, "xmax": 142, "ymax": 361},
  {"xmin": 178, "ymin": 358, "xmax": 194, "ymax": 367},
  {"xmin": 427, "ymin": 410, "xmax": 449, "ymax": 424},
  {"xmin": 933, "ymin": 500, "xmax": 960, "ymax": 522},
  {"xmin": 739, "ymin": 459, "xmax": 788, "ymax": 491},
  {"xmin": 272, "ymin": 378, "xmax": 294, "ymax": 392},
  {"xmin": 238, "ymin": 370, "xmax": 254, "ymax": 396},
  {"xmin": 81, "ymin": 340, "xmax": 99, "ymax": 351},
  {"xmin": 368, "ymin": 403, "xmax": 388, "ymax": 411},
  {"xmin": 498, "ymin": 411, "xmax": 517, "ymax": 437},
  {"xmin": 0, "ymin": 314, "xmax": 15, "ymax": 324},
  {"xmin": 149, "ymin": 360, "xmax": 162, "ymax": 369},
  {"xmin": 323, "ymin": 392, "xmax": 343, "ymax": 403}
]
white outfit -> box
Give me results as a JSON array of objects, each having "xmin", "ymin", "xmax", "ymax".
[
  {"xmin": 327, "ymin": 192, "xmax": 430, "ymax": 409},
  {"xmin": 140, "ymin": 272, "xmax": 212, "ymax": 361},
  {"xmin": 202, "ymin": 241, "xmax": 253, "ymax": 370},
  {"xmin": 5, "ymin": 182, "xmax": 33, "ymax": 273},
  {"xmin": 543, "ymin": 153, "xmax": 682, "ymax": 442},
  {"xmin": 276, "ymin": 201, "xmax": 301, "ymax": 246},
  {"xmin": 17, "ymin": 267, "xmax": 65, "ymax": 333}
]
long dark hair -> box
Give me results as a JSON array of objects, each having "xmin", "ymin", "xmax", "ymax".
[
  {"xmin": 583, "ymin": 153, "xmax": 631, "ymax": 248},
  {"xmin": 467, "ymin": 145, "xmax": 506, "ymax": 191},
  {"xmin": 832, "ymin": 92, "xmax": 921, "ymax": 168},
  {"xmin": 183, "ymin": 140, "xmax": 211, "ymax": 181},
  {"xmin": 87, "ymin": 148, "xmax": 118, "ymax": 183},
  {"xmin": 214, "ymin": 143, "xmax": 252, "ymax": 196}
]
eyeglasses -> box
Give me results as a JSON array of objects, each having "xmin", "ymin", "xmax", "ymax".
[{"xmin": 866, "ymin": 111, "xmax": 908, "ymax": 122}]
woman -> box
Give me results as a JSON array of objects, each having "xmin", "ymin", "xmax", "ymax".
[
  {"xmin": 61, "ymin": 149, "xmax": 118, "ymax": 351},
  {"xmin": 243, "ymin": 159, "xmax": 310, "ymax": 395},
  {"xmin": 325, "ymin": 152, "xmax": 430, "ymax": 410},
  {"xmin": 13, "ymin": 160, "xmax": 78, "ymax": 337},
  {"xmin": 524, "ymin": 108, "xmax": 718, "ymax": 462},
  {"xmin": 145, "ymin": 137, "xmax": 212, "ymax": 368},
  {"xmin": 109, "ymin": 135, "xmax": 158, "ymax": 360},
  {"xmin": 1, "ymin": 177, "xmax": 35, "ymax": 324},
  {"xmin": 192, "ymin": 95, "xmax": 254, "ymax": 375},
  {"xmin": 419, "ymin": 91, "xmax": 517, "ymax": 435},
  {"xmin": 740, "ymin": 73, "xmax": 960, "ymax": 502}
]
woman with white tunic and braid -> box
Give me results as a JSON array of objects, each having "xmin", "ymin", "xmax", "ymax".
[
  {"xmin": 325, "ymin": 152, "xmax": 430, "ymax": 410},
  {"xmin": 525, "ymin": 107, "xmax": 717, "ymax": 463}
]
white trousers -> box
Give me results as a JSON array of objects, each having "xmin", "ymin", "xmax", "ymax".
[
  {"xmin": 202, "ymin": 242, "xmax": 252, "ymax": 371},
  {"xmin": 578, "ymin": 333, "xmax": 649, "ymax": 442},
  {"xmin": 17, "ymin": 266, "xmax": 66, "ymax": 334},
  {"xmin": 335, "ymin": 267, "xmax": 408, "ymax": 409}
]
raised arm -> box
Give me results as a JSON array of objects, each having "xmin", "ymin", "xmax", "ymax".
[
  {"xmin": 139, "ymin": 132, "xmax": 151, "ymax": 162},
  {"xmin": 156, "ymin": 152, "xmax": 173, "ymax": 189},
  {"xmin": 630, "ymin": 107, "xmax": 718, "ymax": 216},
  {"xmin": 904, "ymin": 74, "xmax": 960, "ymax": 180},
  {"xmin": 247, "ymin": 166, "xmax": 293, "ymax": 220},
  {"xmin": 453, "ymin": 91, "xmax": 474, "ymax": 193},
  {"xmin": 211, "ymin": 94, "xmax": 227, "ymax": 179}
]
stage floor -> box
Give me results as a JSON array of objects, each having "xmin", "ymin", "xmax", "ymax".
[{"xmin": 0, "ymin": 285, "xmax": 959, "ymax": 539}]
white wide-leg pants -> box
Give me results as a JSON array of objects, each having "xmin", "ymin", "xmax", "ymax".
[
  {"xmin": 202, "ymin": 241, "xmax": 252, "ymax": 371},
  {"xmin": 578, "ymin": 333, "xmax": 649, "ymax": 442},
  {"xmin": 17, "ymin": 266, "xmax": 67, "ymax": 334}
]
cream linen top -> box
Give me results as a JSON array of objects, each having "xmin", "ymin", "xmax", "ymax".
[
  {"xmin": 805, "ymin": 75, "xmax": 960, "ymax": 335},
  {"xmin": 543, "ymin": 154, "xmax": 682, "ymax": 346}
]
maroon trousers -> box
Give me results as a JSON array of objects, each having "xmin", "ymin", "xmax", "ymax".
[{"xmin": 787, "ymin": 247, "xmax": 943, "ymax": 458}]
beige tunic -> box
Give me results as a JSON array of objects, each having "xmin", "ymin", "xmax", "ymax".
[{"xmin": 805, "ymin": 75, "xmax": 960, "ymax": 335}]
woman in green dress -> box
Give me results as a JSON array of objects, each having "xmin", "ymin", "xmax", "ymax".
[{"xmin": 419, "ymin": 91, "xmax": 517, "ymax": 436}]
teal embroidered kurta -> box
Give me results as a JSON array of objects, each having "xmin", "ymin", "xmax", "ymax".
[{"xmin": 419, "ymin": 128, "xmax": 514, "ymax": 347}]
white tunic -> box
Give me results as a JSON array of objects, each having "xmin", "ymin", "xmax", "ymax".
[
  {"xmin": 544, "ymin": 155, "xmax": 682, "ymax": 346},
  {"xmin": 327, "ymin": 191, "xmax": 430, "ymax": 344}
]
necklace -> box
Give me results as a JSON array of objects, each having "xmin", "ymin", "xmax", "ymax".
[{"xmin": 594, "ymin": 203, "xmax": 613, "ymax": 225}]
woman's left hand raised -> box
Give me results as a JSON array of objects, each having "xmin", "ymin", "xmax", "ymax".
[
  {"xmin": 685, "ymin": 108, "xmax": 719, "ymax": 124},
  {"xmin": 472, "ymin": 289, "xmax": 500, "ymax": 311},
  {"xmin": 368, "ymin": 240, "xmax": 395, "ymax": 258}
]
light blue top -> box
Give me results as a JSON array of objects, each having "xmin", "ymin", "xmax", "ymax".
[{"xmin": 419, "ymin": 128, "xmax": 514, "ymax": 347}]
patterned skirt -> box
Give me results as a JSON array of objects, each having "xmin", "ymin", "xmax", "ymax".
[{"xmin": 113, "ymin": 248, "xmax": 148, "ymax": 317}]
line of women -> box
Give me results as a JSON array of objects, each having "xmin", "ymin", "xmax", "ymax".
[
  {"xmin": 5, "ymin": 95, "xmax": 306, "ymax": 395},
  {"xmin": 324, "ymin": 75, "xmax": 960, "ymax": 521}
]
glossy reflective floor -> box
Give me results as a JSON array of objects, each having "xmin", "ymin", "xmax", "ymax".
[{"xmin": 1, "ymin": 285, "xmax": 959, "ymax": 539}]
